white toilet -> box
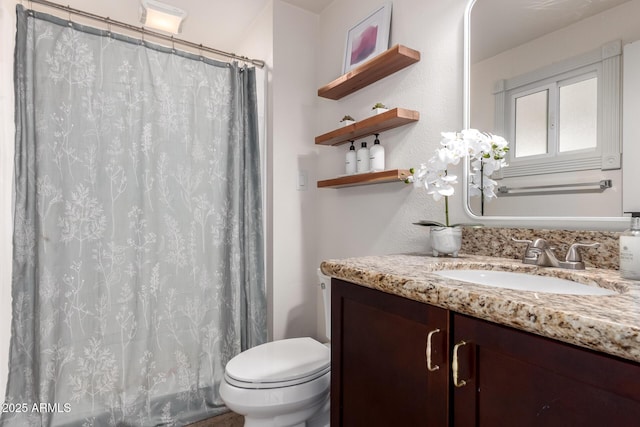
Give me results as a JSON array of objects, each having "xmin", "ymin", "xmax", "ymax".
[{"xmin": 219, "ymin": 270, "xmax": 332, "ymax": 427}]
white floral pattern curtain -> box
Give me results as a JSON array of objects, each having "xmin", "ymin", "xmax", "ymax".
[{"xmin": 2, "ymin": 6, "xmax": 265, "ymax": 426}]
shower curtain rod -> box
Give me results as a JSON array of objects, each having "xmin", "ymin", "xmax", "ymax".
[{"xmin": 24, "ymin": 0, "xmax": 266, "ymax": 68}]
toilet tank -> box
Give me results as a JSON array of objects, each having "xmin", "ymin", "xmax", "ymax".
[{"xmin": 317, "ymin": 269, "xmax": 331, "ymax": 340}]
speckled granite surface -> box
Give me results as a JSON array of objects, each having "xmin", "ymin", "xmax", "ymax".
[
  {"xmin": 462, "ymin": 227, "xmax": 621, "ymax": 270},
  {"xmin": 320, "ymin": 254, "xmax": 640, "ymax": 363}
]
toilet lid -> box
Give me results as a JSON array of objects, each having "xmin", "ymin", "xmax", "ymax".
[{"xmin": 224, "ymin": 337, "xmax": 330, "ymax": 388}]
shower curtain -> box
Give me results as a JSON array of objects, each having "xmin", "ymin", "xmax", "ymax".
[{"xmin": 2, "ymin": 5, "xmax": 266, "ymax": 426}]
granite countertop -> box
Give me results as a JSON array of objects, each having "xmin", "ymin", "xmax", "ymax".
[{"xmin": 320, "ymin": 253, "xmax": 640, "ymax": 363}]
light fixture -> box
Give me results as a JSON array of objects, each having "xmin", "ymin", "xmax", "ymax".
[{"xmin": 139, "ymin": 0, "xmax": 187, "ymax": 34}]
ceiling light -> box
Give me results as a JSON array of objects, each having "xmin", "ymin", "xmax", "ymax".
[{"xmin": 139, "ymin": 0, "xmax": 187, "ymax": 34}]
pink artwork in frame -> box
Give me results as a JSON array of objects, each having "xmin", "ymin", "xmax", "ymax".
[{"xmin": 343, "ymin": 3, "xmax": 392, "ymax": 74}]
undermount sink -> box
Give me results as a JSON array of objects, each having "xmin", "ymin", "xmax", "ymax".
[{"xmin": 434, "ymin": 270, "xmax": 616, "ymax": 296}]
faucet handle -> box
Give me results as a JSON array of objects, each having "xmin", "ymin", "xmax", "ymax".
[
  {"xmin": 512, "ymin": 238, "xmax": 533, "ymax": 254},
  {"xmin": 531, "ymin": 238, "xmax": 551, "ymax": 248},
  {"xmin": 565, "ymin": 242, "xmax": 600, "ymax": 263},
  {"xmin": 512, "ymin": 238, "xmax": 537, "ymax": 264},
  {"xmin": 512, "ymin": 238, "xmax": 533, "ymax": 246}
]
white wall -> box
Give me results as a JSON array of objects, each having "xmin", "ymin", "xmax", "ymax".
[
  {"xmin": 315, "ymin": 0, "xmax": 468, "ymax": 267},
  {"xmin": 239, "ymin": 0, "xmax": 472, "ymax": 343},
  {"xmin": 271, "ymin": 1, "xmax": 321, "ymax": 340},
  {"xmin": 256, "ymin": 0, "xmax": 471, "ymax": 342},
  {"xmin": 263, "ymin": 0, "xmax": 475, "ymax": 342}
]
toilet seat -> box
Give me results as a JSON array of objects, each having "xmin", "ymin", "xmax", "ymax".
[{"xmin": 224, "ymin": 337, "xmax": 330, "ymax": 389}]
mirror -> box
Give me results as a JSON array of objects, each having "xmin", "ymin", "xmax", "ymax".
[{"xmin": 463, "ymin": 0, "xmax": 640, "ymax": 228}]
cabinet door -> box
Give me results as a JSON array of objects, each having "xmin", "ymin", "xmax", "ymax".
[
  {"xmin": 452, "ymin": 313, "xmax": 640, "ymax": 427},
  {"xmin": 331, "ymin": 279, "xmax": 449, "ymax": 426}
]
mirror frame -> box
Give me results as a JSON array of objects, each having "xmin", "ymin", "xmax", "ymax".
[{"xmin": 462, "ymin": 0, "xmax": 627, "ymax": 231}]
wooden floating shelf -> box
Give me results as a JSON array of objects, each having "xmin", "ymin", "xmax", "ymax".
[
  {"xmin": 318, "ymin": 45, "xmax": 421, "ymax": 100},
  {"xmin": 317, "ymin": 169, "xmax": 411, "ymax": 189},
  {"xmin": 315, "ymin": 108, "xmax": 419, "ymax": 146}
]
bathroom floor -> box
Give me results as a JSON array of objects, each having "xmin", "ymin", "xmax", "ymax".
[{"xmin": 186, "ymin": 411, "xmax": 244, "ymax": 427}]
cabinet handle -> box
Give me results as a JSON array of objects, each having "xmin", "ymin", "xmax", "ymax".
[
  {"xmin": 425, "ymin": 328, "xmax": 440, "ymax": 372},
  {"xmin": 452, "ymin": 340, "xmax": 468, "ymax": 388}
]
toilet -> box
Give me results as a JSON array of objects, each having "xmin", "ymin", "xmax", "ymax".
[{"xmin": 219, "ymin": 270, "xmax": 332, "ymax": 427}]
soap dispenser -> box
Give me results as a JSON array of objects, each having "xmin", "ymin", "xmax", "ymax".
[
  {"xmin": 620, "ymin": 212, "xmax": 640, "ymax": 280},
  {"xmin": 345, "ymin": 141, "xmax": 356, "ymax": 175},
  {"xmin": 356, "ymin": 141, "xmax": 370, "ymax": 173},
  {"xmin": 369, "ymin": 133, "xmax": 385, "ymax": 172}
]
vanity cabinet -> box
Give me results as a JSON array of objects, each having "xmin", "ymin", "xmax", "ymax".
[
  {"xmin": 451, "ymin": 313, "xmax": 640, "ymax": 427},
  {"xmin": 331, "ymin": 278, "xmax": 450, "ymax": 426},
  {"xmin": 332, "ymin": 279, "xmax": 640, "ymax": 426}
]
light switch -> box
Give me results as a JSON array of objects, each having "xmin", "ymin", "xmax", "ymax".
[{"xmin": 297, "ymin": 170, "xmax": 308, "ymax": 191}]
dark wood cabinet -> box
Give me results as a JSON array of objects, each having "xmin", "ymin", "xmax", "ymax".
[
  {"xmin": 451, "ymin": 313, "xmax": 640, "ymax": 427},
  {"xmin": 332, "ymin": 279, "xmax": 640, "ymax": 427},
  {"xmin": 331, "ymin": 278, "xmax": 450, "ymax": 426}
]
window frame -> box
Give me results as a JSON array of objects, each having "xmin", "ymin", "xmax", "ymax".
[
  {"xmin": 494, "ymin": 41, "xmax": 621, "ymax": 178},
  {"xmin": 511, "ymin": 83, "xmax": 554, "ymax": 160}
]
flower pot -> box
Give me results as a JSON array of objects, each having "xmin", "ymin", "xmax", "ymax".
[
  {"xmin": 373, "ymin": 108, "xmax": 388, "ymax": 115},
  {"xmin": 430, "ymin": 226, "xmax": 462, "ymax": 257}
]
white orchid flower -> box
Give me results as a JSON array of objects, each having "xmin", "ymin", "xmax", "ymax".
[{"xmin": 409, "ymin": 129, "xmax": 510, "ymax": 225}]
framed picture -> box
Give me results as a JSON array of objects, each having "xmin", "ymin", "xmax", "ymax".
[{"xmin": 342, "ymin": 2, "xmax": 392, "ymax": 74}]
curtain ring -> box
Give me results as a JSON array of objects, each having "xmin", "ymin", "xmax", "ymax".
[
  {"xmin": 141, "ymin": 28, "xmax": 145, "ymax": 45},
  {"xmin": 105, "ymin": 17, "xmax": 112, "ymax": 37},
  {"xmin": 171, "ymin": 35, "xmax": 176, "ymax": 54},
  {"xmin": 67, "ymin": 6, "xmax": 72, "ymax": 27},
  {"xmin": 199, "ymin": 44, "xmax": 204, "ymax": 61}
]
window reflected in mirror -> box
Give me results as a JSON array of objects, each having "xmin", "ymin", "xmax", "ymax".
[
  {"xmin": 558, "ymin": 77, "xmax": 597, "ymax": 153},
  {"xmin": 512, "ymin": 76, "xmax": 598, "ymax": 160},
  {"xmin": 514, "ymin": 89, "xmax": 549, "ymax": 158}
]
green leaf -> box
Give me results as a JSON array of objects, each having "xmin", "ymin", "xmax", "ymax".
[
  {"xmin": 412, "ymin": 220, "xmax": 447, "ymax": 227},
  {"xmin": 412, "ymin": 220, "xmax": 484, "ymax": 228}
]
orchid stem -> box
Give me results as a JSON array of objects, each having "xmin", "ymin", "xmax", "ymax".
[{"xmin": 445, "ymin": 196, "xmax": 450, "ymax": 227}]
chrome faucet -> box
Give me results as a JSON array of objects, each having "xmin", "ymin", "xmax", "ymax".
[{"xmin": 512, "ymin": 238, "xmax": 600, "ymax": 270}]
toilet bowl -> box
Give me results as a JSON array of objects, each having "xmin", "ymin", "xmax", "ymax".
[{"xmin": 219, "ymin": 270, "xmax": 332, "ymax": 427}]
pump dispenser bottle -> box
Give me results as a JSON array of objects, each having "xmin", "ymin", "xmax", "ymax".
[
  {"xmin": 620, "ymin": 212, "xmax": 640, "ymax": 280},
  {"xmin": 369, "ymin": 133, "xmax": 385, "ymax": 171},
  {"xmin": 356, "ymin": 141, "xmax": 370, "ymax": 173},
  {"xmin": 345, "ymin": 141, "xmax": 356, "ymax": 175}
]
